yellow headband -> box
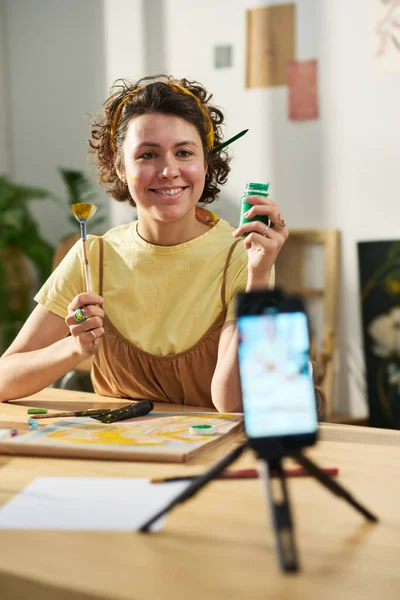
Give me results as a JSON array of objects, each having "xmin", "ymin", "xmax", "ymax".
[
  {"xmin": 171, "ymin": 84, "xmax": 214, "ymax": 151},
  {"xmin": 110, "ymin": 83, "xmax": 214, "ymax": 153}
]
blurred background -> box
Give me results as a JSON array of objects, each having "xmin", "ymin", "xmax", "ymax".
[{"xmin": 0, "ymin": 0, "xmax": 399, "ymax": 426}]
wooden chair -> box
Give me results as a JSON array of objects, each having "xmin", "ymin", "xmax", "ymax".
[
  {"xmin": 274, "ymin": 229, "xmax": 340, "ymax": 420},
  {"xmin": 52, "ymin": 233, "xmax": 81, "ymax": 271}
]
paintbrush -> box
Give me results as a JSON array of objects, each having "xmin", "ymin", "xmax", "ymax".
[
  {"xmin": 29, "ymin": 400, "xmax": 154, "ymax": 423},
  {"xmin": 210, "ymin": 129, "xmax": 249, "ymax": 155},
  {"xmin": 30, "ymin": 407, "xmax": 112, "ymax": 420},
  {"xmin": 71, "ymin": 202, "xmax": 98, "ymax": 292}
]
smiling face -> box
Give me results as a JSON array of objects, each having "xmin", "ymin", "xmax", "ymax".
[{"xmin": 119, "ymin": 113, "xmax": 207, "ymax": 224}]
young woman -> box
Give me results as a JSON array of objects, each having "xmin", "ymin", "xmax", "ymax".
[{"xmin": 0, "ymin": 76, "xmax": 288, "ymax": 411}]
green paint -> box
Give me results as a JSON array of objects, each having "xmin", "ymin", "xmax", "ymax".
[{"xmin": 239, "ymin": 182, "xmax": 270, "ymax": 237}]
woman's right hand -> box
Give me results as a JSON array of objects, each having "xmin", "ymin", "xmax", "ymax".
[{"xmin": 65, "ymin": 293, "xmax": 105, "ymax": 357}]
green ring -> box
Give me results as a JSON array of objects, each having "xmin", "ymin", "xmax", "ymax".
[{"xmin": 73, "ymin": 308, "xmax": 87, "ymax": 323}]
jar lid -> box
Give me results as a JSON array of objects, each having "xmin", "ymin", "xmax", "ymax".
[{"xmin": 245, "ymin": 182, "xmax": 269, "ymax": 192}]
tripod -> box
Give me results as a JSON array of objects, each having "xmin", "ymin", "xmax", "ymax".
[{"xmin": 139, "ymin": 442, "xmax": 378, "ymax": 572}]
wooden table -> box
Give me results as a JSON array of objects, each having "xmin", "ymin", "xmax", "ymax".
[{"xmin": 0, "ymin": 389, "xmax": 399, "ymax": 600}]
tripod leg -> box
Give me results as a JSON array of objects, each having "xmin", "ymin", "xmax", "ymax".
[
  {"xmin": 294, "ymin": 454, "xmax": 378, "ymax": 522},
  {"xmin": 264, "ymin": 458, "xmax": 299, "ymax": 573},
  {"xmin": 139, "ymin": 442, "xmax": 248, "ymax": 532}
]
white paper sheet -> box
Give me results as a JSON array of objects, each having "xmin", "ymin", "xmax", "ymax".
[{"xmin": 0, "ymin": 477, "xmax": 190, "ymax": 531}]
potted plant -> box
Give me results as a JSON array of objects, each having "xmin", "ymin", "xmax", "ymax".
[
  {"xmin": 0, "ymin": 175, "xmax": 54, "ymax": 351},
  {"xmin": 0, "ymin": 169, "xmax": 107, "ymax": 353}
]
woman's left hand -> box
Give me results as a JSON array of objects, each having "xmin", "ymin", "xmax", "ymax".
[{"xmin": 232, "ymin": 196, "xmax": 289, "ymax": 283}]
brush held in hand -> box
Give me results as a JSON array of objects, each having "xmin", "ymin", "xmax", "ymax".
[{"xmin": 71, "ymin": 202, "xmax": 98, "ymax": 292}]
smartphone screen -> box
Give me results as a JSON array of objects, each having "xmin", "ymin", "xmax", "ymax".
[{"xmin": 237, "ymin": 294, "xmax": 318, "ymax": 444}]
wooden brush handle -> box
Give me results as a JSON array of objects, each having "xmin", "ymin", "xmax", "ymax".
[{"xmin": 82, "ymin": 240, "xmax": 92, "ymax": 292}]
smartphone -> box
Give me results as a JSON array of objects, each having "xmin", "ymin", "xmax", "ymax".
[{"xmin": 236, "ymin": 290, "xmax": 318, "ymax": 458}]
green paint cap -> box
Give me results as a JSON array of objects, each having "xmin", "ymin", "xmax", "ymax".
[
  {"xmin": 245, "ymin": 182, "xmax": 269, "ymax": 193},
  {"xmin": 189, "ymin": 424, "xmax": 216, "ymax": 436}
]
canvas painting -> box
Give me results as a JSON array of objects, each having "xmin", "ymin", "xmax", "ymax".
[{"xmin": 358, "ymin": 240, "xmax": 400, "ymax": 428}]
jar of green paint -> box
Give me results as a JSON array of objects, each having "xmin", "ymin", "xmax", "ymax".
[{"xmin": 239, "ymin": 182, "xmax": 270, "ymax": 237}]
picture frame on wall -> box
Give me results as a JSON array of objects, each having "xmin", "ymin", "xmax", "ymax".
[
  {"xmin": 358, "ymin": 240, "xmax": 400, "ymax": 429},
  {"xmin": 246, "ymin": 3, "xmax": 296, "ymax": 88}
]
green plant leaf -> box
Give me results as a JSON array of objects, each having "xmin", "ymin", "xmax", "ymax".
[
  {"xmin": 57, "ymin": 168, "xmax": 108, "ymax": 233},
  {"xmin": 0, "ymin": 175, "xmax": 49, "ymax": 212},
  {"xmin": 57, "ymin": 168, "xmax": 96, "ymax": 207},
  {"xmin": 0, "ymin": 168, "xmax": 108, "ymax": 352},
  {"xmin": 68, "ymin": 215, "xmax": 80, "ymax": 228},
  {"xmin": 10, "ymin": 215, "xmax": 54, "ymax": 284},
  {"xmin": 387, "ymin": 242, "xmax": 400, "ymax": 261}
]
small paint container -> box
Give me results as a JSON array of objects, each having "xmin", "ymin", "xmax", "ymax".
[
  {"xmin": 239, "ymin": 182, "xmax": 270, "ymax": 237},
  {"xmin": 189, "ymin": 424, "xmax": 216, "ymax": 436},
  {"xmin": 27, "ymin": 408, "xmax": 48, "ymax": 415}
]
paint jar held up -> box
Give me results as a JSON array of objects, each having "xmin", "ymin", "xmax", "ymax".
[{"xmin": 239, "ymin": 182, "xmax": 270, "ymax": 237}]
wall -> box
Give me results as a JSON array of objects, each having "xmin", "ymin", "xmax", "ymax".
[
  {"xmin": 318, "ymin": 0, "xmax": 400, "ymax": 416},
  {"xmin": 2, "ymin": 0, "xmax": 322, "ymax": 240},
  {"xmin": 3, "ymin": 0, "xmax": 107, "ymax": 247},
  {"xmin": 142, "ymin": 0, "xmax": 400, "ymax": 416},
  {"xmin": 102, "ymin": 0, "xmax": 168, "ymax": 226},
  {"xmin": 102, "ymin": 0, "xmax": 146, "ymax": 226},
  {"xmin": 3, "ymin": 0, "xmax": 398, "ymax": 417},
  {"xmin": 163, "ymin": 0, "xmax": 323, "ymax": 228},
  {"xmin": 0, "ymin": 0, "xmax": 10, "ymax": 174}
]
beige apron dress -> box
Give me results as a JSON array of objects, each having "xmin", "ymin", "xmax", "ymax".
[{"xmin": 91, "ymin": 236, "xmax": 241, "ymax": 408}]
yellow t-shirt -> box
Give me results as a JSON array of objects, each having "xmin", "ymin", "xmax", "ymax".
[{"xmin": 35, "ymin": 217, "xmax": 274, "ymax": 355}]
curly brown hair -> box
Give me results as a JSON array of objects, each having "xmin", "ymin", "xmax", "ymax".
[{"xmin": 88, "ymin": 75, "xmax": 231, "ymax": 207}]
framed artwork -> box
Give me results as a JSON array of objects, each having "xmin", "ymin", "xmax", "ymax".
[
  {"xmin": 287, "ymin": 59, "xmax": 319, "ymax": 121},
  {"xmin": 358, "ymin": 240, "xmax": 400, "ymax": 429},
  {"xmin": 371, "ymin": 0, "xmax": 400, "ymax": 73},
  {"xmin": 214, "ymin": 45, "xmax": 233, "ymax": 69},
  {"xmin": 246, "ymin": 3, "xmax": 296, "ymax": 88},
  {"xmin": 275, "ymin": 229, "xmax": 340, "ymax": 420}
]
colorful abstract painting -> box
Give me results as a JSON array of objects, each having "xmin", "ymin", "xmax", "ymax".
[{"xmin": 1, "ymin": 413, "xmax": 243, "ymax": 462}]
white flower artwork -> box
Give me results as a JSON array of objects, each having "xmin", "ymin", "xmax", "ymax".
[
  {"xmin": 387, "ymin": 362, "xmax": 400, "ymax": 393},
  {"xmin": 368, "ymin": 307, "xmax": 400, "ymax": 358}
]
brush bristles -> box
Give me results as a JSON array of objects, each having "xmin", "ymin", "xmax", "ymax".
[{"xmin": 71, "ymin": 202, "xmax": 98, "ymax": 222}]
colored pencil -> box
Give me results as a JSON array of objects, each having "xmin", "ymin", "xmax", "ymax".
[{"xmin": 151, "ymin": 467, "xmax": 339, "ymax": 484}]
